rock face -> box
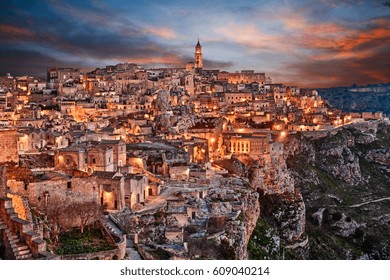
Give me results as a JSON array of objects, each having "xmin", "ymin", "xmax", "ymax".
[
  {"xmin": 249, "ymin": 154, "xmax": 294, "ymax": 195},
  {"xmin": 365, "ymin": 149, "xmax": 390, "ymax": 166},
  {"xmin": 215, "ymin": 154, "xmax": 247, "ymax": 177},
  {"xmin": 112, "ymin": 177, "xmax": 260, "ymax": 260},
  {"xmin": 247, "ymin": 121, "xmax": 390, "ymax": 260},
  {"xmin": 285, "ymin": 121, "xmax": 390, "ymax": 259},
  {"xmin": 315, "ymin": 130, "xmax": 362, "ymax": 185},
  {"xmin": 195, "ymin": 189, "xmax": 260, "ymax": 260},
  {"xmin": 248, "ymin": 149, "xmax": 308, "ymax": 259}
]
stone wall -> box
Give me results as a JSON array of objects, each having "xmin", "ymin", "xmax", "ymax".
[
  {"xmin": 0, "ymin": 166, "xmax": 6, "ymax": 196},
  {"xmin": 128, "ymin": 157, "xmax": 145, "ymax": 169},
  {"xmin": 7, "ymin": 177, "xmax": 99, "ymax": 207},
  {"xmin": 169, "ymin": 166, "xmax": 189, "ymax": 181},
  {"xmin": 165, "ymin": 229, "xmax": 183, "ymax": 243},
  {"xmin": 0, "ymin": 129, "xmax": 18, "ymax": 164},
  {"xmin": 7, "ymin": 193, "xmax": 32, "ymax": 221},
  {"xmin": 168, "ymin": 213, "xmax": 189, "ymax": 228}
]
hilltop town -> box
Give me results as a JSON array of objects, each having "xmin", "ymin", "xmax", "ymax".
[{"xmin": 0, "ymin": 40, "xmax": 385, "ymax": 260}]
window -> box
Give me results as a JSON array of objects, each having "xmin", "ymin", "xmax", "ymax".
[
  {"xmin": 92, "ymin": 158, "xmax": 96, "ymax": 164},
  {"xmin": 67, "ymin": 182, "xmax": 72, "ymax": 189}
]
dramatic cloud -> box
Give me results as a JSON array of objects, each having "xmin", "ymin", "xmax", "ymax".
[
  {"xmin": 143, "ymin": 27, "xmax": 178, "ymax": 40},
  {"xmin": 0, "ymin": 49, "xmax": 65, "ymax": 78},
  {"xmin": 0, "ymin": 0, "xmax": 389, "ymax": 87}
]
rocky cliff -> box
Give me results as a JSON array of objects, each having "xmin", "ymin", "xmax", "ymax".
[
  {"xmin": 285, "ymin": 121, "xmax": 390, "ymax": 259},
  {"xmin": 246, "ymin": 121, "xmax": 390, "ymax": 260},
  {"xmin": 247, "ymin": 151, "xmax": 308, "ymax": 259}
]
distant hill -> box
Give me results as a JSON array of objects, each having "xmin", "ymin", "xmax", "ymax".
[{"xmin": 316, "ymin": 83, "xmax": 390, "ymax": 116}]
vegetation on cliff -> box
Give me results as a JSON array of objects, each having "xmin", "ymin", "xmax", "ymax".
[{"xmin": 286, "ymin": 122, "xmax": 390, "ymax": 259}]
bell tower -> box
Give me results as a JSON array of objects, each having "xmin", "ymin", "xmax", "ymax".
[{"xmin": 194, "ymin": 39, "xmax": 203, "ymax": 70}]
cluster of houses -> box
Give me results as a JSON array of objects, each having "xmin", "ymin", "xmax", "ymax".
[{"xmin": 0, "ymin": 40, "xmax": 384, "ymax": 217}]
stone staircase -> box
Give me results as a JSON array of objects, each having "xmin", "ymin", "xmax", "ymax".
[
  {"xmin": 0, "ymin": 217, "xmax": 33, "ymax": 260},
  {"xmin": 0, "ymin": 197, "xmax": 48, "ymax": 260}
]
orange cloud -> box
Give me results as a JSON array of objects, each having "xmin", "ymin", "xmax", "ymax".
[
  {"xmin": 216, "ymin": 24, "xmax": 290, "ymax": 52},
  {"xmin": 143, "ymin": 26, "xmax": 177, "ymax": 40},
  {"xmin": 0, "ymin": 24, "xmax": 36, "ymax": 40},
  {"xmin": 276, "ymin": 10, "xmax": 390, "ymax": 64}
]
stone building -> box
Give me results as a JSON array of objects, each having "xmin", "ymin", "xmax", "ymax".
[
  {"xmin": 217, "ymin": 70, "xmax": 265, "ymax": 84},
  {"xmin": 169, "ymin": 165, "xmax": 190, "ymax": 181},
  {"xmin": 7, "ymin": 172, "xmax": 99, "ymax": 208},
  {"xmin": 101, "ymin": 139, "xmax": 127, "ymax": 169},
  {"xmin": 194, "ymin": 39, "xmax": 203, "ymax": 70},
  {"xmin": 123, "ymin": 173, "xmax": 149, "ymax": 209},
  {"xmin": 55, "ymin": 146, "xmax": 87, "ymax": 173},
  {"xmin": 92, "ymin": 171, "xmax": 150, "ymax": 211},
  {"xmin": 0, "ymin": 129, "xmax": 18, "ymax": 164},
  {"xmin": 223, "ymin": 132, "xmax": 271, "ymax": 157},
  {"xmin": 87, "ymin": 144, "xmax": 114, "ymax": 173},
  {"xmin": 47, "ymin": 66, "xmax": 80, "ymax": 88},
  {"xmin": 224, "ymin": 92, "xmax": 253, "ymax": 104},
  {"xmin": 55, "ymin": 142, "xmax": 115, "ymax": 174},
  {"xmin": 93, "ymin": 171, "xmax": 124, "ymax": 211}
]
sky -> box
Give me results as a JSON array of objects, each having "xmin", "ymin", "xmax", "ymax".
[{"xmin": 0, "ymin": 0, "xmax": 389, "ymax": 87}]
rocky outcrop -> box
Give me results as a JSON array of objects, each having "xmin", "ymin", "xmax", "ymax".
[
  {"xmin": 249, "ymin": 154, "xmax": 294, "ymax": 195},
  {"xmin": 286, "ymin": 121, "xmax": 390, "ymax": 259},
  {"xmin": 215, "ymin": 154, "xmax": 247, "ymax": 177},
  {"xmin": 112, "ymin": 177, "xmax": 259, "ymax": 260},
  {"xmin": 365, "ymin": 149, "xmax": 390, "ymax": 166},
  {"xmin": 248, "ymin": 149, "xmax": 307, "ymax": 258}
]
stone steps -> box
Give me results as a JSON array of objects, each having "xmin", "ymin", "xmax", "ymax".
[
  {"xmin": 3, "ymin": 225, "xmax": 33, "ymax": 259},
  {"xmin": 16, "ymin": 249, "xmax": 31, "ymax": 255},
  {"xmin": 1, "ymin": 197, "xmax": 42, "ymax": 260},
  {"xmin": 13, "ymin": 243, "xmax": 33, "ymax": 260},
  {"xmin": 16, "ymin": 253, "xmax": 33, "ymax": 260},
  {"xmin": 0, "ymin": 217, "xmax": 6, "ymax": 229},
  {"xmin": 9, "ymin": 235, "xmax": 20, "ymax": 245},
  {"xmin": 15, "ymin": 243, "xmax": 29, "ymax": 251}
]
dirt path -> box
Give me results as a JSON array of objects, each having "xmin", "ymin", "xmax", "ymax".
[{"xmin": 350, "ymin": 197, "xmax": 390, "ymax": 208}]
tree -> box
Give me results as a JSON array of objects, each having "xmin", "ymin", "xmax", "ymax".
[
  {"xmin": 70, "ymin": 201, "xmax": 103, "ymax": 233},
  {"xmin": 40, "ymin": 195, "xmax": 68, "ymax": 245}
]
